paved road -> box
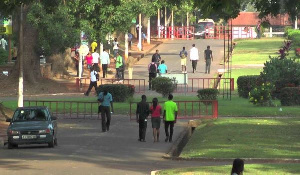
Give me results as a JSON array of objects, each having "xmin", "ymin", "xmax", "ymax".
[{"xmin": 0, "ymin": 116, "xmax": 229, "ymax": 175}]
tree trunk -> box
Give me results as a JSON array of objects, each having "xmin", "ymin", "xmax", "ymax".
[{"xmin": 14, "ymin": 4, "xmax": 42, "ymax": 84}]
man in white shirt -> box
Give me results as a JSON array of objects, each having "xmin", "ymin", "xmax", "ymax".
[
  {"xmin": 0, "ymin": 37, "xmax": 8, "ymax": 50},
  {"xmin": 189, "ymin": 44, "xmax": 199, "ymax": 73},
  {"xmin": 92, "ymin": 50, "xmax": 100, "ymax": 72},
  {"xmin": 84, "ymin": 65, "xmax": 98, "ymax": 96},
  {"xmin": 100, "ymin": 48, "xmax": 110, "ymax": 78}
]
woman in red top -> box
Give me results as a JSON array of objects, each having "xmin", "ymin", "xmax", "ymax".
[
  {"xmin": 85, "ymin": 51, "xmax": 93, "ymax": 70},
  {"xmin": 150, "ymin": 98, "xmax": 162, "ymax": 142}
]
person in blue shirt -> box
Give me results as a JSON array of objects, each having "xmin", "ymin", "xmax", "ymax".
[
  {"xmin": 158, "ymin": 60, "xmax": 168, "ymax": 74},
  {"xmin": 98, "ymin": 90, "xmax": 114, "ymax": 132}
]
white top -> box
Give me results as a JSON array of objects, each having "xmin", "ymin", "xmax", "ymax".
[
  {"xmin": 92, "ymin": 52, "xmax": 100, "ymax": 63},
  {"xmin": 100, "ymin": 51, "xmax": 110, "ymax": 64},
  {"xmin": 0, "ymin": 38, "xmax": 7, "ymax": 50},
  {"xmin": 190, "ymin": 47, "xmax": 199, "ymax": 60},
  {"xmin": 113, "ymin": 41, "xmax": 118, "ymax": 50},
  {"xmin": 90, "ymin": 70, "xmax": 97, "ymax": 82}
]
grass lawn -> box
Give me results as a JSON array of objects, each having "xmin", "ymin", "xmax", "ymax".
[
  {"xmin": 158, "ymin": 163, "xmax": 300, "ymax": 175},
  {"xmin": 180, "ymin": 118, "xmax": 300, "ymax": 159},
  {"xmin": 232, "ymin": 38, "xmax": 284, "ymax": 65}
]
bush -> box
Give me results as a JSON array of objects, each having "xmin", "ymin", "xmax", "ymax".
[
  {"xmin": 151, "ymin": 77, "xmax": 176, "ymax": 97},
  {"xmin": 260, "ymin": 57, "xmax": 300, "ymax": 97},
  {"xmin": 279, "ymin": 87, "xmax": 300, "ymax": 106},
  {"xmin": 237, "ymin": 75, "xmax": 261, "ymax": 98},
  {"xmin": 97, "ymin": 84, "xmax": 135, "ymax": 102},
  {"xmin": 249, "ymin": 83, "xmax": 275, "ymax": 106},
  {"xmin": 287, "ymin": 29, "xmax": 300, "ymax": 47},
  {"xmin": 197, "ymin": 88, "xmax": 218, "ymax": 100},
  {"xmin": 0, "ymin": 48, "xmax": 8, "ymax": 65}
]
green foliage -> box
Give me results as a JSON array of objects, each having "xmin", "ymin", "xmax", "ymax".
[
  {"xmin": 237, "ymin": 75, "xmax": 261, "ymax": 98},
  {"xmin": 287, "ymin": 29, "xmax": 300, "ymax": 47},
  {"xmin": 151, "ymin": 77, "xmax": 176, "ymax": 97},
  {"xmin": 279, "ymin": 87, "xmax": 300, "ymax": 106},
  {"xmin": 249, "ymin": 83, "xmax": 275, "ymax": 106},
  {"xmin": 97, "ymin": 84, "xmax": 135, "ymax": 102},
  {"xmin": 197, "ymin": 88, "xmax": 218, "ymax": 100},
  {"xmin": 0, "ymin": 48, "xmax": 8, "ymax": 65},
  {"xmin": 260, "ymin": 57, "xmax": 300, "ymax": 97}
]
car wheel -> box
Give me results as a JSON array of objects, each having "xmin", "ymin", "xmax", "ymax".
[
  {"xmin": 8, "ymin": 142, "xmax": 18, "ymax": 149},
  {"xmin": 48, "ymin": 137, "xmax": 55, "ymax": 148}
]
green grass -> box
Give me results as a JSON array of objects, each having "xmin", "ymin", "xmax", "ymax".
[
  {"xmin": 232, "ymin": 38, "xmax": 284, "ymax": 65},
  {"xmin": 180, "ymin": 118, "xmax": 300, "ymax": 159},
  {"xmin": 2, "ymin": 94, "xmax": 300, "ymax": 117},
  {"xmin": 158, "ymin": 164, "xmax": 300, "ymax": 175}
]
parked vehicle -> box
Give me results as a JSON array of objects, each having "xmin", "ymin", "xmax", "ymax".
[
  {"xmin": 6, "ymin": 107, "xmax": 58, "ymax": 149},
  {"xmin": 194, "ymin": 19, "xmax": 215, "ymax": 39}
]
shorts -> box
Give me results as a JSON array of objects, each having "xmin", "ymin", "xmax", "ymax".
[
  {"xmin": 181, "ymin": 58, "xmax": 187, "ymax": 66},
  {"xmin": 151, "ymin": 117, "xmax": 161, "ymax": 129}
]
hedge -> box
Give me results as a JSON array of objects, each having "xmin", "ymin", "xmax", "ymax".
[
  {"xmin": 287, "ymin": 29, "xmax": 300, "ymax": 47},
  {"xmin": 197, "ymin": 88, "xmax": 218, "ymax": 100},
  {"xmin": 152, "ymin": 77, "xmax": 176, "ymax": 97},
  {"xmin": 279, "ymin": 87, "xmax": 300, "ymax": 106},
  {"xmin": 97, "ymin": 84, "xmax": 135, "ymax": 102},
  {"xmin": 237, "ymin": 75, "xmax": 261, "ymax": 98}
]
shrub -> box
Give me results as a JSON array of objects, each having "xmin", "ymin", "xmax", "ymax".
[
  {"xmin": 279, "ymin": 87, "xmax": 300, "ymax": 106},
  {"xmin": 0, "ymin": 48, "xmax": 8, "ymax": 65},
  {"xmin": 197, "ymin": 88, "xmax": 218, "ymax": 100},
  {"xmin": 97, "ymin": 84, "xmax": 135, "ymax": 102},
  {"xmin": 249, "ymin": 83, "xmax": 275, "ymax": 106},
  {"xmin": 151, "ymin": 77, "xmax": 176, "ymax": 97},
  {"xmin": 287, "ymin": 29, "xmax": 300, "ymax": 47},
  {"xmin": 237, "ymin": 75, "xmax": 261, "ymax": 98},
  {"xmin": 260, "ymin": 57, "xmax": 300, "ymax": 97}
]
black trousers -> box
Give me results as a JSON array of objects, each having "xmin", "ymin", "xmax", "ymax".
[
  {"xmin": 164, "ymin": 121, "xmax": 175, "ymax": 141},
  {"xmin": 192, "ymin": 60, "xmax": 198, "ymax": 72},
  {"xmin": 101, "ymin": 106, "xmax": 111, "ymax": 131},
  {"xmin": 93, "ymin": 63, "xmax": 100, "ymax": 72},
  {"xmin": 139, "ymin": 119, "xmax": 147, "ymax": 140},
  {"xmin": 149, "ymin": 73, "xmax": 156, "ymax": 90},
  {"xmin": 102, "ymin": 64, "xmax": 108, "ymax": 78},
  {"xmin": 85, "ymin": 81, "xmax": 97, "ymax": 96}
]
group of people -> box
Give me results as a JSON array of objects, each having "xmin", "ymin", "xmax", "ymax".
[
  {"xmin": 84, "ymin": 38, "xmax": 125, "ymax": 96},
  {"xmin": 136, "ymin": 94, "xmax": 178, "ymax": 142}
]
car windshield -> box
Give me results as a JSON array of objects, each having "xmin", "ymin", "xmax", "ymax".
[
  {"xmin": 12, "ymin": 109, "xmax": 49, "ymax": 122},
  {"xmin": 195, "ymin": 22, "xmax": 214, "ymax": 32}
]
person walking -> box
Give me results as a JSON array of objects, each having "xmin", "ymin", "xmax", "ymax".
[
  {"xmin": 152, "ymin": 50, "xmax": 161, "ymax": 67},
  {"xmin": 231, "ymin": 158, "xmax": 244, "ymax": 175},
  {"xmin": 148, "ymin": 61, "xmax": 157, "ymax": 90},
  {"xmin": 113, "ymin": 38, "xmax": 119, "ymax": 59},
  {"xmin": 189, "ymin": 44, "xmax": 199, "ymax": 73},
  {"xmin": 136, "ymin": 95, "xmax": 149, "ymax": 142},
  {"xmin": 92, "ymin": 49, "xmax": 100, "ymax": 72},
  {"xmin": 128, "ymin": 33, "xmax": 133, "ymax": 50},
  {"xmin": 115, "ymin": 52, "xmax": 124, "ymax": 81},
  {"xmin": 0, "ymin": 36, "xmax": 7, "ymax": 50},
  {"xmin": 179, "ymin": 47, "xmax": 188, "ymax": 73},
  {"xmin": 204, "ymin": 45, "xmax": 213, "ymax": 74},
  {"xmin": 84, "ymin": 65, "xmax": 99, "ymax": 96},
  {"xmin": 85, "ymin": 51, "xmax": 93, "ymax": 70},
  {"xmin": 98, "ymin": 90, "xmax": 114, "ymax": 132},
  {"xmin": 158, "ymin": 60, "xmax": 167, "ymax": 75},
  {"xmin": 163, "ymin": 94, "xmax": 178, "ymax": 142},
  {"xmin": 100, "ymin": 48, "xmax": 110, "ymax": 78},
  {"xmin": 150, "ymin": 98, "xmax": 162, "ymax": 142}
]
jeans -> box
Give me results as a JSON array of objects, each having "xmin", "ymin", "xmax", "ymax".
[
  {"xmin": 139, "ymin": 119, "xmax": 147, "ymax": 140},
  {"xmin": 205, "ymin": 59, "xmax": 211, "ymax": 74},
  {"xmin": 164, "ymin": 121, "xmax": 175, "ymax": 141},
  {"xmin": 102, "ymin": 64, "xmax": 108, "ymax": 78},
  {"xmin": 85, "ymin": 81, "xmax": 97, "ymax": 96},
  {"xmin": 101, "ymin": 106, "xmax": 111, "ymax": 131},
  {"xmin": 192, "ymin": 60, "xmax": 198, "ymax": 73}
]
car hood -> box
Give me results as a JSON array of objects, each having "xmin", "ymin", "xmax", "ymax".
[{"xmin": 9, "ymin": 121, "xmax": 52, "ymax": 131}]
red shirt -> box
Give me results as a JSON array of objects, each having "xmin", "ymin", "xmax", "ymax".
[
  {"xmin": 85, "ymin": 55, "xmax": 93, "ymax": 64},
  {"xmin": 150, "ymin": 105, "xmax": 161, "ymax": 118}
]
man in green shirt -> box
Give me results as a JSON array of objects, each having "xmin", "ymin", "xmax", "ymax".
[
  {"xmin": 163, "ymin": 94, "xmax": 178, "ymax": 142},
  {"xmin": 115, "ymin": 52, "xmax": 124, "ymax": 80}
]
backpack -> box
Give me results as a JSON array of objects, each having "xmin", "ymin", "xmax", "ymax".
[
  {"xmin": 149, "ymin": 63, "xmax": 156, "ymax": 73},
  {"xmin": 94, "ymin": 71, "xmax": 99, "ymax": 81}
]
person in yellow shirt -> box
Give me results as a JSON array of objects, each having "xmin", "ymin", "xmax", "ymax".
[{"xmin": 91, "ymin": 41, "xmax": 98, "ymax": 52}]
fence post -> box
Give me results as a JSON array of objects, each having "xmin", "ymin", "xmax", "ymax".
[
  {"xmin": 213, "ymin": 100, "xmax": 218, "ymax": 118},
  {"xmin": 230, "ymin": 78, "xmax": 234, "ymax": 91}
]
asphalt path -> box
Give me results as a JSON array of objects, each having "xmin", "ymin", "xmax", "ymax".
[{"xmin": 0, "ymin": 116, "xmax": 229, "ymax": 175}]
